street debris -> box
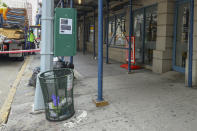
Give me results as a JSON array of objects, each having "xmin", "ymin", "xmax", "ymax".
[
  {"xmin": 29, "ymin": 57, "xmax": 75, "ymax": 88},
  {"xmin": 28, "ymin": 67, "xmax": 40, "ymax": 87},
  {"xmin": 64, "ymin": 110, "xmax": 87, "ymax": 128}
]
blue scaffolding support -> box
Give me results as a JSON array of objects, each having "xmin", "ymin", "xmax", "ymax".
[
  {"xmin": 128, "ymin": 0, "xmax": 133, "ymax": 73},
  {"xmin": 188, "ymin": 0, "xmax": 194, "ymax": 87},
  {"xmin": 96, "ymin": 0, "xmax": 134, "ymax": 103},
  {"xmin": 106, "ymin": 0, "xmax": 109, "ymax": 64},
  {"xmin": 97, "ymin": 0, "xmax": 104, "ymax": 101}
]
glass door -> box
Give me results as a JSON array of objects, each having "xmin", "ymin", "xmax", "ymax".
[
  {"xmin": 133, "ymin": 10, "xmax": 144, "ymax": 64},
  {"xmin": 173, "ymin": 0, "xmax": 190, "ymax": 73},
  {"xmin": 133, "ymin": 4, "xmax": 157, "ymax": 65},
  {"xmin": 144, "ymin": 6, "xmax": 157, "ymax": 65}
]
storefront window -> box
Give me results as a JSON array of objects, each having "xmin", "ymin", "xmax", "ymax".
[
  {"xmin": 133, "ymin": 10, "xmax": 144, "ymax": 63},
  {"xmin": 145, "ymin": 8, "xmax": 157, "ymax": 42},
  {"xmin": 133, "ymin": 5, "xmax": 157, "ymax": 65},
  {"xmin": 144, "ymin": 6, "xmax": 157, "ymax": 65},
  {"xmin": 85, "ymin": 17, "xmax": 94, "ymax": 43},
  {"xmin": 107, "ymin": 14, "xmax": 126, "ymax": 45}
]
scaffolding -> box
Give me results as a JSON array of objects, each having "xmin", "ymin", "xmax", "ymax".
[{"xmin": 34, "ymin": 0, "xmax": 195, "ymax": 110}]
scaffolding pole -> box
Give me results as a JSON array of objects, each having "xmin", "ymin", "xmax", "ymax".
[
  {"xmin": 97, "ymin": 0, "xmax": 103, "ymax": 102},
  {"xmin": 128, "ymin": 0, "xmax": 133, "ymax": 73},
  {"xmin": 188, "ymin": 0, "xmax": 194, "ymax": 87},
  {"xmin": 94, "ymin": 0, "xmax": 109, "ymax": 107},
  {"xmin": 106, "ymin": 0, "xmax": 109, "ymax": 64}
]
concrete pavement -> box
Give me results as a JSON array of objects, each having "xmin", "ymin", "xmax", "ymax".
[{"xmin": 3, "ymin": 53, "xmax": 197, "ymax": 131}]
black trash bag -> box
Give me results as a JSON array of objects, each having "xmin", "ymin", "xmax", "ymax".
[
  {"xmin": 53, "ymin": 61, "xmax": 74, "ymax": 69},
  {"xmin": 29, "ymin": 60, "xmax": 74, "ymax": 87},
  {"xmin": 28, "ymin": 67, "xmax": 40, "ymax": 87},
  {"xmin": 53, "ymin": 61, "xmax": 66, "ymax": 69},
  {"xmin": 67, "ymin": 62, "xmax": 74, "ymax": 69}
]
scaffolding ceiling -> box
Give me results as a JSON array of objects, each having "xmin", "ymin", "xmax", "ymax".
[{"xmin": 54, "ymin": 0, "xmax": 141, "ymax": 16}]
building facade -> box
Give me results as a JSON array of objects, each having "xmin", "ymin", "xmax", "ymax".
[{"xmin": 77, "ymin": 0, "xmax": 197, "ymax": 86}]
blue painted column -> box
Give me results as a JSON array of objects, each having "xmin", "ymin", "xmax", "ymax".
[
  {"xmin": 142, "ymin": 8, "xmax": 146, "ymax": 64},
  {"xmin": 128, "ymin": 0, "xmax": 133, "ymax": 72},
  {"xmin": 106, "ymin": 0, "xmax": 109, "ymax": 64},
  {"xmin": 188, "ymin": 0, "xmax": 194, "ymax": 87},
  {"xmin": 70, "ymin": 0, "xmax": 73, "ymax": 64},
  {"xmin": 98, "ymin": 0, "xmax": 103, "ymax": 101}
]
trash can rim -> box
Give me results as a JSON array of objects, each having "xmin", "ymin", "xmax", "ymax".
[{"xmin": 38, "ymin": 68, "xmax": 73, "ymax": 79}]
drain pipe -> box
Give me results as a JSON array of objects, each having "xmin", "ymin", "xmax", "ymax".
[{"xmin": 34, "ymin": 0, "xmax": 54, "ymax": 111}]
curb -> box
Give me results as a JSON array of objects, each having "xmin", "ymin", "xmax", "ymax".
[{"xmin": 0, "ymin": 56, "xmax": 31, "ymax": 124}]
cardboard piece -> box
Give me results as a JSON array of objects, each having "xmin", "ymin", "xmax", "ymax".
[{"xmin": 0, "ymin": 28, "xmax": 24, "ymax": 39}]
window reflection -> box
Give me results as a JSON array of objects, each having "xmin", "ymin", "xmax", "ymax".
[
  {"xmin": 175, "ymin": 3, "xmax": 190, "ymax": 68},
  {"xmin": 108, "ymin": 14, "xmax": 126, "ymax": 45}
]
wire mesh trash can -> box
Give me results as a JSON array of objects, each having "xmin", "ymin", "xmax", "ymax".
[{"xmin": 39, "ymin": 68, "xmax": 75, "ymax": 121}]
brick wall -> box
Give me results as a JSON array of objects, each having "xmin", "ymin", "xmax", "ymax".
[{"xmin": 153, "ymin": 0, "xmax": 175, "ymax": 73}]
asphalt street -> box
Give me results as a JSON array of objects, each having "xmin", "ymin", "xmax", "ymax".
[{"xmin": 0, "ymin": 56, "xmax": 24, "ymax": 109}]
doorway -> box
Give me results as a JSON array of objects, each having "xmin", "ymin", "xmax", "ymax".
[
  {"xmin": 173, "ymin": 0, "xmax": 190, "ymax": 73},
  {"xmin": 133, "ymin": 4, "xmax": 157, "ymax": 65}
]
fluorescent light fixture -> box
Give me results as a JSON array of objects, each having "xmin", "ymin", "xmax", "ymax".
[{"xmin": 78, "ymin": 0, "xmax": 81, "ymax": 4}]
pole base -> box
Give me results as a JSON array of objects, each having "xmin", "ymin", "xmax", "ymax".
[
  {"xmin": 128, "ymin": 71, "xmax": 133, "ymax": 74},
  {"xmin": 93, "ymin": 99, "xmax": 109, "ymax": 107}
]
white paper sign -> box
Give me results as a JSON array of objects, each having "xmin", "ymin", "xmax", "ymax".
[{"xmin": 59, "ymin": 18, "xmax": 72, "ymax": 34}]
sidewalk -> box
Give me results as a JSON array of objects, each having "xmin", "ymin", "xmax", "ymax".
[{"xmin": 3, "ymin": 53, "xmax": 197, "ymax": 131}]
